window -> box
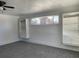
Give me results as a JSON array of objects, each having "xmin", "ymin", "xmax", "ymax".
[
  {"xmin": 53, "ymin": 16, "xmax": 59, "ymax": 24},
  {"xmin": 31, "ymin": 15, "xmax": 59, "ymax": 25},
  {"xmin": 63, "ymin": 12, "xmax": 79, "ymax": 34},
  {"xmin": 31, "ymin": 18, "xmax": 41, "ymax": 25},
  {"xmin": 63, "ymin": 12, "xmax": 79, "ymax": 46}
]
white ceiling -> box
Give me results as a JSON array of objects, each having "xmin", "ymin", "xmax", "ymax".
[{"xmin": 1, "ymin": 0, "xmax": 79, "ymax": 15}]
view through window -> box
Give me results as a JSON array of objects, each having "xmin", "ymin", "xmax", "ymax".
[
  {"xmin": 31, "ymin": 16, "xmax": 59, "ymax": 25},
  {"xmin": 63, "ymin": 12, "xmax": 79, "ymax": 46}
]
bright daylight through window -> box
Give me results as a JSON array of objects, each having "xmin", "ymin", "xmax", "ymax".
[{"xmin": 31, "ymin": 16, "xmax": 59, "ymax": 25}]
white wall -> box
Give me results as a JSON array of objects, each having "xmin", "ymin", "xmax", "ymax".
[
  {"xmin": 22, "ymin": 14, "xmax": 79, "ymax": 52},
  {"xmin": 0, "ymin": 14, "xmax": 19, "ymax": 45}
]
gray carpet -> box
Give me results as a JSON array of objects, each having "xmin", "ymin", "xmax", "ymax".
[{"xmin": 0, "ymin": 41, "xmax": 79, "ymax": 58}]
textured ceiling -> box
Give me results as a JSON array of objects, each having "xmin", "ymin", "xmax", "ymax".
[{"xmin": 1, "ymin": 0, "xmax": 79, "ymax": 15}]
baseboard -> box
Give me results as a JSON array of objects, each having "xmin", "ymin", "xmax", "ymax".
[
  {"xmin": 23, "ymin": 40, "xmax": 79, "ymax": 52},
  {"xmin": 0, "ymin": 40, "xmax": 20, "ymax": 47}
]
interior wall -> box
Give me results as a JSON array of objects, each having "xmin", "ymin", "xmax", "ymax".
[
  {"xmin": 0, "ymin": 14, "xmax": 19, "ymax": 45},
  {"xmin": 22, "ymin": 14, "xmax": 79, "ymax": 51}
]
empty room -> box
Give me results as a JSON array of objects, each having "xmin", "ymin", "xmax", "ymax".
[{"xmin": 0, "ymin": 0, "xmax": 79, "ymax": 58}]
